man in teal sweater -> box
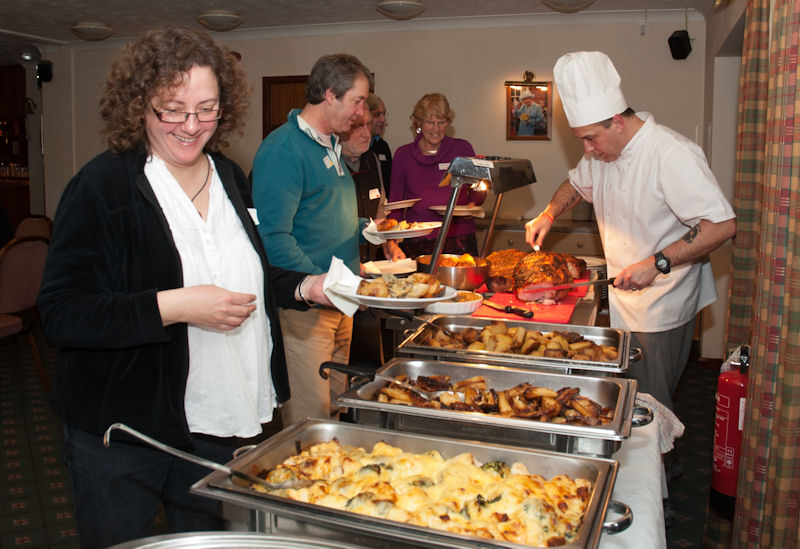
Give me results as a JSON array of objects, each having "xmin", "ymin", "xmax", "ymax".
[{"xmin": 252, "ymin": 53, "xmax": 372, "ymax": 425}]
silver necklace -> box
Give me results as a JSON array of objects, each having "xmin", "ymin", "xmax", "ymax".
[{"xmin": 190, "ymin": 156, "xmax": 210, "ymax": 202}]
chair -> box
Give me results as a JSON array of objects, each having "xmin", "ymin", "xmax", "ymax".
[
  {"xmin": 15, "ymin": 215, "xmax": 53, "ymax": 240},
  {"xmin": 0, "ymin": 236, "xmax": 50, "ymax": 392}
]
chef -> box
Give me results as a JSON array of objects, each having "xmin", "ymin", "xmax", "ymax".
[{"xmin": 525, "ymin": 51, "xmax": 736, "ymax": 415}]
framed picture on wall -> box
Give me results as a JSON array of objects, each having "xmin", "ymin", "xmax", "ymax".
[{"xmin": 505, "ymin": 81, "xmax": 552, "ymax": 141}]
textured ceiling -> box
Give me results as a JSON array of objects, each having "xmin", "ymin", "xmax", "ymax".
[{"xmin": 0, "ymin": 0, "xmax": 708, "ymax": 65}]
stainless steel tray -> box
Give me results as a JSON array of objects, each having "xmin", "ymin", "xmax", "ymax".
[
  {"xmin": 336, "ymin": 358, "xmax": 638, "ymax": 457},
  {"xmin": 192, "ymin": 419, "xmax": 629, "ymax": 549},
  {"xmin": 396, "ymin": 316, "xmax": 638, "ymax": 375}
]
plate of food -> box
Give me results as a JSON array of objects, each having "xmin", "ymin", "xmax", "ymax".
[
  {"xmin": 429, "ymin": 205, "xmax": 485, "ymax": 217},
  {"xmin": 329, "ymin": 273, "xmax": 456, "ymax": 309},
  {"xmin": 382, "ymin": 198, "xmax": 420, "ymax": 212},
  {"xmin": 363, "ymin": 220, "xmax": 441, "ymax": 240}
]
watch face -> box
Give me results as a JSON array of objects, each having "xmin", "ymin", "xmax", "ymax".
[{"xmin": 657, "ymin": 258, "xmax": 668, "ymax": 270}]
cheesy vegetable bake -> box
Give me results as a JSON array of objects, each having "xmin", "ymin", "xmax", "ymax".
[{"xmin": 252, "ymin": 439, "xmax": 592, "ymax": 547}]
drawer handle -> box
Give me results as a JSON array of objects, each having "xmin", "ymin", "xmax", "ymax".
[
  {"xmin": 576, "ymin": 241, "xmax": 584, "ymax": 248},
  {"xmin": 506, "ymin": 239, "xmax": 514, "ymax": 246}
]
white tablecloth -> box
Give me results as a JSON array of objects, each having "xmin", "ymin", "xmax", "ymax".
[{"xmin": 599, "ymin": 416, "xmax": 666, "ymax": 548}]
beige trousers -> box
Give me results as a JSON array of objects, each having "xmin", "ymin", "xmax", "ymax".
[{"xmin": 278, "ymin": 307, "xmax": 352, "ymax": 426}]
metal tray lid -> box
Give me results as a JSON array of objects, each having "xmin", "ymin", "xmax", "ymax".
[
  {"xmin": 337, "ymin": 358, "xmax": 638, "ymax": 441},
  {"xmin": 396, "ymin": 316, "xmax": 634, "ymax": 375}
]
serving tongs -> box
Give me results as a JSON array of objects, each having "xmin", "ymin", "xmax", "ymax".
[
  {"xmin": 320, "ymin": 362, "xmax": 463, "ymax": 402},
  {"xmin": 378, "ymin": 309, "xmax": 457, "ymax": 337},
  {"xmin": 103, "ymin": 423, "xmax": 314, "ymax": 491}
]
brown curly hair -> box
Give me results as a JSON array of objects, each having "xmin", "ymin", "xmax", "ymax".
[{"xmin": 100, "ymin": 27, "xmax": 251, "ymax": 154}]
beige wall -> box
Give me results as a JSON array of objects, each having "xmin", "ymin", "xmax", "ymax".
[{"xmin": 43, "ymin": 12, "xmax": 707, "ymax": 221}]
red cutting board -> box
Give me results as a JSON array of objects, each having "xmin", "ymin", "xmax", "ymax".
[{"xmin": 472, "ymin": 273, "xmax": 590, "ymax": 324}]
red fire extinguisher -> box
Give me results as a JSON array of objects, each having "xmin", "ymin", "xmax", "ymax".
[{"xmin": 710, "ymin": 345, "xmax": 749, "ymax": 519}]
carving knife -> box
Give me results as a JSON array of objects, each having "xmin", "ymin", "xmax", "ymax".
[
  {"xmin": 536, "ymin": 277, "xmax": 616, "ymax": 293},
  {"xmin": 482, "ymin": 299, "xmax": 534, "ymax": 318}
]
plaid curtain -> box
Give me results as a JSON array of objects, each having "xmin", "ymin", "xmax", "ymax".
[{"xmin": 721, "ymin": 0, "xmax": 800, "ymax": 546}]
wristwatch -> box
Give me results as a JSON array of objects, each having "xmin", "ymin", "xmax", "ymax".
[{"xmin": 654, "ymin": 251, "xmax": 671, "ymax": 274}]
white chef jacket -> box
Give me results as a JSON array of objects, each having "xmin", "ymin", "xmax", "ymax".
[
  {"xmin": 569, "ymin": 112, "xmax": 735, "ymax": 332},
  {"xmin": 145, "ymin": 154, "xmax": 276, "ymax": 438}
]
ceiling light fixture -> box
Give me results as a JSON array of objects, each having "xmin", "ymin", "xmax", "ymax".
[
  {"xmin": 377, "ymin": 0, "xmax": 426, "ymax": 20},
  {"xmin": 540, "ymin": 0, "xmax": 596, "ymax": 13},
  {"xmin": 197, "ymin": 10, "xmax": 244, "ymax": 32},
  {"xmin": 70, "ymin": 22, "xmax": 114, "ymax": 41}
]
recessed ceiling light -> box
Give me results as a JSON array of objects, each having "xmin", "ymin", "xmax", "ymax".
[
  {"xmin": 70, "ymin": 22, "xmax": 114, "ymax": 41},
  {"xmin": 197, "ymin": 10, "xmax": 243, "ymax": 32},
  {"xmin": 377, "ymin": 0, "xmax": 426, "ymax": 20},
  {"xmin": 541, "ymin": 0, "xmax": 596, "ymax": 13}
]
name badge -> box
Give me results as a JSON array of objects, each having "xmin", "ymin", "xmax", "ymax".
[
  {"xmin": 438, "ymin": 162, "xmax": 451, "ymax": 171},
  {"xmin": 247, "ymin": 208, "xmax": 259, "ymax": 225},
  {"xmin": 378, "ymin": 154, "xmax": 387, "ymax": 161},
  {"xmin": 369, "ymin": 188, "xmax": 381, "ymax": 200},
  {"xmin": 323, "ymin": 156, "xmax": 334, "ymax": 169}
]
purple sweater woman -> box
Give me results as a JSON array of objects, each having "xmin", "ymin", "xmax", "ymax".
[{"xmin": 388, "ymin": 93, "xmax": 486, "ymax": 258}]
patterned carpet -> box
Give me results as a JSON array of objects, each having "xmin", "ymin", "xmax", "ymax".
[
  {"xmin": 0, "ymin": 325, "xmax": 78, "ymax": 549},
  {"xmin": 1, "ymin": 319, "xmax": 723, "ymax": 548},
  {"xmin": 666, "ymin": 357, "xmax": 723, "ymax": 548}
]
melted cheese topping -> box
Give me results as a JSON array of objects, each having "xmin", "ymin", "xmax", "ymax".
[{"xmin": 254, "ymin": 440, "xmax": 591, "ymax": 547}]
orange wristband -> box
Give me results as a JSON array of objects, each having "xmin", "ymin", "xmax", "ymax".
[{"xmin": 541, "ymin": 211, "xmax": 555, "ymax": 224}]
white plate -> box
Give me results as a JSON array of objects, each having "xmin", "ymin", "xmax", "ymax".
[
  {"xmin": 382, "ymin": 198, "xmax": 421, "ymax": 211},
  {"xmin": 424, "ymin": 293, "xmax": 483, "ymax": 315},
  {"xmin": 364, "ymin": 221, "xmax": 441, "ymax": 240},
  {"xmin": 371, "ymin": 259, "xmax": 417, "ymax": 275},
  {"xmin": 329, "ymin": 285, "xmax": 457, "ymax": 310},
  {"xmin": 429, "ymin": 205, "xmax": 485, "ymax": 217}
]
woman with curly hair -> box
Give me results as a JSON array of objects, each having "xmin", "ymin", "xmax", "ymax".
[{"xmin": 38, "ymin": 27, "xmax": 332, "ymax": 547}]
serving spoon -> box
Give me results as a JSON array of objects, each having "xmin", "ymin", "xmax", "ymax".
[{"xmin": 103, "ymin": 423, "xmax": 313, "ymax": 491}]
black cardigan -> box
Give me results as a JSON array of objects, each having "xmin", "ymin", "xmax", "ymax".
[{"xmin": 38, "ymin": 150, "xmax": 307, "ymax": 447}]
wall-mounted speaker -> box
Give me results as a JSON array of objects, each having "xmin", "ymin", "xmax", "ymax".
[
  {"xmin": 668, "ymin": 30, "xmax": 692, "ymax": 60},
  {"xmin": 36, "ymin": 61, "xmax": 53, "ymax": 86}
]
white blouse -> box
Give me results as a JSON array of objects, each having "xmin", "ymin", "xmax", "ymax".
[
  {"xmin": 145, "ymin": 154, "xmax": 275, "ymax": 438},
  {"xmin": 569, "ymin": 113, "xmax": 735, "ymax": 332}
]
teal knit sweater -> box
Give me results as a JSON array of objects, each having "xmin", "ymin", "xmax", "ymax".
[{"xmin": 252, "ymin": 109, "xmax": 365, "ymax": 274}]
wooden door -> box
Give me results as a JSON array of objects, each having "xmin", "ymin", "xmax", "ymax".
[{"xmin": 262, "ymin": 75, "xmax": 308, "ymax": 138}]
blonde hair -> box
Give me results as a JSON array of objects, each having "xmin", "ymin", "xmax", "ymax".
[{"xmin": 410, "ymin": 93, "xmax": 454, "ymax": 131}]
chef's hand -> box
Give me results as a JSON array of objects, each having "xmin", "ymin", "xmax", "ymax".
[
  {"xmin": 525, "ymin": 211, "xmax": 554, "ymax": 250},
  {"xmin": 382, "ymin": 240, "xmax": 406, "ymax": 262},
  {"xmin": 296, "ymin": 273, "xmax": 334, "ymax": 308},
  {"xmin": 157, "ymin": 285, "xmax": 257, "ymax": 330},
  {"xmin": 613, "ymin": 258, "xmax": 660, "ymax": 291}
]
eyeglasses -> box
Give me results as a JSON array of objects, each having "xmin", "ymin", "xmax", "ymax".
[
  {"xmin": 422, "ymin": 119, "xmax": 448, "ymax": 129},
  {"xmin": 151, "ymin": 106, "xmax": 222, "ymax": 123}
]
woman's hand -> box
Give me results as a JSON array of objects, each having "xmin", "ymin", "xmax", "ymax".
[
  {"xmin": 296, "ymin": 274, "xmax": 334, "ymax": 308},
  {"xmin": 157, "ymin": 285, "xmax": 257, "ymax": 330},
  {"xmin": 382, "ymin": 240, "xmax": 406, "ymax": 262}
]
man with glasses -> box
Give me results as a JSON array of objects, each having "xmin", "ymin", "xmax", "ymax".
[{"xmin": 251, "ymin": 53, "xmax": 372, "ymax": 425}]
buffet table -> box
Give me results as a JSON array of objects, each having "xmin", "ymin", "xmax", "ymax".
[{"xmin": 601, "ymin": 414, "xmax": 666, "ymax": 549}]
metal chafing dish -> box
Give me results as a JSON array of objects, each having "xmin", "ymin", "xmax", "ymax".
[
  {"xmin": 396, "ymin": 315, "xmax": 640, "ymax": 376},
  {"xmin": 192, "ymin": 419, "xmax": 631, "ymax": 549},
  {"xmin": 110, "ymin": 532, "xmax": 367, "ymax": 549},
  {"xmin": 332, "ymin": 358, "xmax": 638, "ymax": 457}
]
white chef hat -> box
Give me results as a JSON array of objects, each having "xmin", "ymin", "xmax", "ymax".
[{"xmin": 553, "ymin": 51, "xmax": 628, "ymax": 128}]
